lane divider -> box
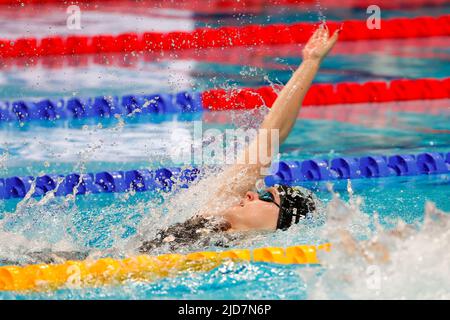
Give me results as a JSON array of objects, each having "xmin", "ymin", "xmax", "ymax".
[
  {"xmin": 1, "ymin": 15, "xmax": 449, "ymax": 58},
  {"xmin": 0, "ymin": 243, "xmax": 330, "ymax": 292},
  {"xmin": 0, "ymin": 167, "xmax": 200, "ymax": 200},
  {"xmin": 202, "ymin": 77, "xmax": 450, "ymax": 110},
  {"xmin": 1, "ymin": 77, "xmax": 449, "ymax": 123},
  {"xmin": 264, "ymin": 152, "xmax": 450, "ymax": 186},
  {"xmin": 1, "ymin": 152, "xmax": 448, "ymax": 201},
  {"xmin": 2, "ymin": 37, "xmax": 448, "ymax": 72},
  {"xmin": 0, "ymin": 0, "xmax": 446, "ymax": 9},
  {"xmin": 0, "ymin": 92, "xmax": 203, "ymax": 122}
]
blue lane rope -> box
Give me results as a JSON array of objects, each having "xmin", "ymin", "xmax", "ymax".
[
  {"xmin": 0, "ymin": 167, "xmax": 201, "ymax": 200},
  {"xmin": 0, "ymin": 92, "xmax": 203, "ymax": 122},
  {"xmin": 264, "ymin": 152, "xmax": 450, "ymax": 186},
  {"xmin": 0, "ymin": 152, "xmax": 448, "ymax": 200}
]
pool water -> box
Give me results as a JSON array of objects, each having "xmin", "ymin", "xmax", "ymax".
[{"xmin": 0, "ymin": 2, "xmax": 449, "ymax": 299}]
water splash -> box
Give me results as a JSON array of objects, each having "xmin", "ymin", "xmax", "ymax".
[
  {"xmin": 303, "ymin": 188, "xmax": 450, "ymax": 300},
  {"xmin": 0, "ymin": 173, "xmax": 448, "ymax": 299}
]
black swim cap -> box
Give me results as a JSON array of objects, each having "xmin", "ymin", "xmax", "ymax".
[{"xmin": 275, "ymin": 185, "xmax": 316, "ymax": 230}]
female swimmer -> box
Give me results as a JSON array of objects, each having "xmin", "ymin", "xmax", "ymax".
[{"xmin": 138, "ymin": 24, "xmax": 341, "ymax": 253}]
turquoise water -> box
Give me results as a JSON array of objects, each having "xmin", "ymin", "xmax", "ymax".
[{"xmin": 0, "ymin": 3, "xmax": 449, "ymax": 299}]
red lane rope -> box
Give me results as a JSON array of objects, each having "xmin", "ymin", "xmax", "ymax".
[
  {"xmin": 2, "ymin": 37, "xmax": 449, "ymax": 72},
  {"xmin": 0, "ymin": 0, "xmax": 447, "ymax": 10},
  {"xmin": 201, "ymin": 77, "xmax": 450, "ymax": 110},
  {"xmin": 2, "ymin": 37, "xmax": 448, "ymax": 73},
  {"xmin": 1, "ymin": 15, "xmax": 449, "ymax": 58}
]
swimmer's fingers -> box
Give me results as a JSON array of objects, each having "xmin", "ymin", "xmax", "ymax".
[
  {"xmin": 327, "ymin": 28, "xmax": 340, "ymax": 49},
  {"xmin": 310, "ymin": 24, "xmax": 334, "ymax": 49},
  {"xmin": 302, "ymin": 24, "xmax": 339, "ymax": 62},
  {"xmin": 311, "ymin": 22, "xmax": 341, "ymax": 42},
  {"xmin": 309, "ymin": 24, "xmax": 327, "ymax": 43},
  {"xmin": 321, "ymin": 28, "xmax": 340, "ymax": 56},
  {"xmin": 323, "ymin": 23, "xmax": 330, "ymax": 38}
]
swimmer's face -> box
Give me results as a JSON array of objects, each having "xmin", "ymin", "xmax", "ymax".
[{"xmin": 221, "ymin": 188, "xmax": 281, "ymax": 231}]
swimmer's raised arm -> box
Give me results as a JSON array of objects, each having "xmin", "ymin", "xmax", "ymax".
[
  {"xmin": 201, "ymin": 24, "xmax": 340, "ymax": 213},
  {"xmin": 259, "ymin": 24, "xmax": 340, "ymax": 147}
]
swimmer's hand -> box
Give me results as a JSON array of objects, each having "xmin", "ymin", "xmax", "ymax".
[{"xmin": 302, "ymin": 23, "xmax": 341, "ymax": 63}]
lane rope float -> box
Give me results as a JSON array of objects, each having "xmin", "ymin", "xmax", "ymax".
[
  {"xmin": 1, "ymin": 15, "xmax": 449, "ymax": 58},
  {"xmin": 2, "ymin": 37, "xmax": 448, "ymax": 73},
  {"xmin": 1, "ymin": 77, "xmax": 449, "ymax": 123},
  {"xmin": 265, "ymin": 152, "xmax": 450, "ymax": 186},
  {"xmin": 0, "ymin": 243, "xmax": 331, "ymax": 292},
  {"xmin": 0, "ymin": 0, "xmax": 446, "ymax": 9},
  {"xmin": 0, "ymin": 152, "xmax": 448, "ymax": 200}
]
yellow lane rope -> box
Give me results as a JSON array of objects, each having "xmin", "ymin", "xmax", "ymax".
[{"xmin": 0, "ymin": 243, "xmax": 330, "ymax": 292}]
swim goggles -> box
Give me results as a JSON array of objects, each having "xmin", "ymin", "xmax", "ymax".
[{"xmin": 257, "ymin": 190, "xmax": 280, "ymax": 208}]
